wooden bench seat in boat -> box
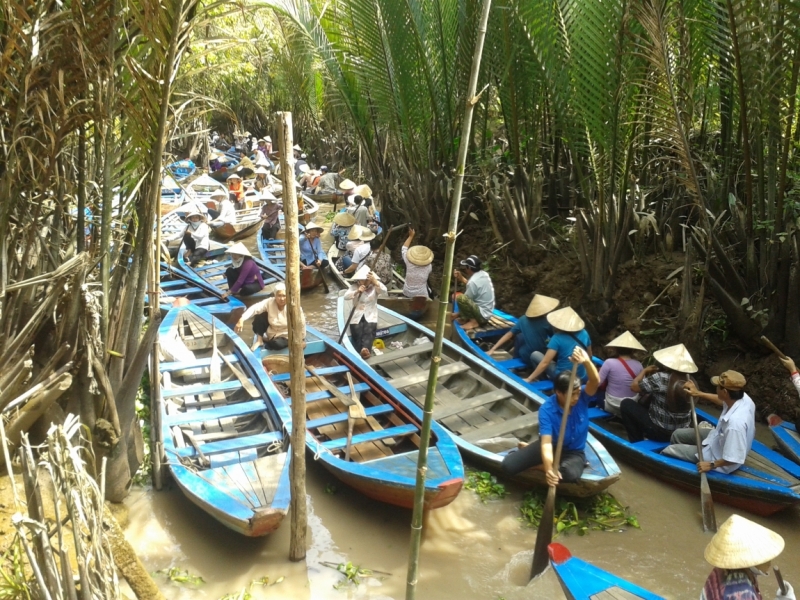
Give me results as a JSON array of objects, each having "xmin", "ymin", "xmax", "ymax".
[
  {"xmin": 271, "ymin": 365, "xmax": 350, "ymax": 382},
  {"xmin": 388, "ymin": 362, "xmax": 470, "ymax": 390},
  {"xmin": 163, "ymin": 380, "xmax": 242, "ymax": 398},
  {"xmin": 322, "ymin": 424, "xmax": 418, "ymax": 450},
  {"xmin": 196, "ymin": 260, "xmax": 232, "ymax": 271},
  {"xmin": 160, "ymin": 354, "xmax": 241, "ymax": 372},
  {"xmin": 461, "ymin": 412, "xmax": 539, "ymax": 442},
  {"xmin": 174, "ymin": 431, "xmax": 282, "ymax": 458},
  {"xmin": 294, "ymin": 383, "xmax": 371, "ymax": 403},
  {"xmin": 433, "ymin": 389, "xmax": 513, "ymax": 420},
  {"xmin": 164, "ymin": 399, "xmax": 268, "ymax": 426},
  {"xmin": 367, "ymin": 342, "xmax": 434, "ymax": 365},
  {"xmin": 307, "ymin": 404, "xmax": 394, "ymax": 429}
]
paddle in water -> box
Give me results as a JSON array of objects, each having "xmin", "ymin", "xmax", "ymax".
[
  {"xmin": 690, "ymin": 395, "xmax": 717, "ymax": 532},
  {"xmin": 530, "ymin": 360, "xmax": 580, "ymax": 579}
]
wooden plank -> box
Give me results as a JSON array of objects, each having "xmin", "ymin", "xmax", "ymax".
[
  {"xmin": 433, "ymin": 389, "xmax": 513, "ymax": 420},
  {"xmin": 162, "ymin": 380, "xmax": 242, "ymax": 398},
  {"xmin": 307, "ymin": 404, "xmax": 393, "ymax": 430},
  {"xmin": 461, "ymin": 412, "xmax": 539, "ymax": 442},
  {"xmin": 366, "ymin": 342, "xmax": 434, "ymax": 366},
  {"xmin": 294, "ymin": 383, "xmax": 371, "ymax": 403},
  {"xmin": 160, "ymin": 354, "xmax": 240, "ymax": 372},
  {"xmin": 271, "ymin": 365, "xmax": 350, "ymax": 382},
  {"xmin": 322, "ymin": 424, "xmax": 418, "ymax": 450},
  {"xmin": 163, "ymin": 400, "xmax": 267, "ymax": 426},
  {"xmin": 590, "ymin": 587, "xmax": 644, "ymax": 600},
  {"xmin": 174, "ymin": 431, "xmax": 282, "ymax": 458},
  {"xmin": 388, "ymin": 362, "xmax": 471, "ymax": 390}
]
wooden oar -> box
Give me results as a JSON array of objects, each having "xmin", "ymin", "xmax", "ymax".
[
  {"xmin": 690, "ymin": 395, "xmax": 717, "ymax": 532},
  {"xmin": 318, "ymin": 263, "xmax": 330, "ymax": 294},
  {"xmin": 219, "ymin": 352, "xmax": 259, "ymax": 398},
  {"xmin": 306, "ymin": 365, "xmax": 354, "ymax": 407},
  {"xmin": 774, "ymin": 566, "xmax": 787, "ymax": 595},
  {"xmin": 209, "ymin": 321, "xmax": 221, "ymax": 384},
  {"xmin": 761, "ymin": 335, "xmax": 789, "ymax": 359},
  {"xmin": 337, "ymin": 292, "xmax": 362, "ymax": 344},
  {"xmin": 366, "ymin": 223, "xmax": 407, "ymax": 271},
  {"xmin": 344, "ymin": 372, "xmax": 367, "ymax": 461},
  {"xmin": 530, "ymin": 361, "xmax": 579, "ymax": 580}
]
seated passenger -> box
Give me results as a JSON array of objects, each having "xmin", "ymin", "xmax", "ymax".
[
  {"xmin": 221, "ymin": 243, "xmax": 264, "ymax": 298},
  {"xmin": 525, "ymin": 306, "xmax": 591, "ymax": 382},
  {"xmin": 299, "ymin": 222, "xmax": 329, "ymax": 270},
  {"xmin": 598, "ymin": 331, "xmax": 645, "ymax": 417},
  {"xmin": 235, "ymin": 283, "xmax": 305, "ymax": 351},
  {"xmin": 488, "ymin": 294, "xmax": 558, "ymax": 368}
]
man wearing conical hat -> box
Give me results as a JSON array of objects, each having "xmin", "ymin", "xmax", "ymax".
[
  {"xmin": 524, "ymin": 306, "xmax": 592, "ymax": 383},
  {"xmin": 221, "ymin": 243, "xmax": 264, "ymax": 298},
  {"xmin": 451, "ymin": 255, "xmax": 495, "ymax": 331},
  {"xmin": 701, "ymin": 514, "xmax": 794, "ymax": 599},
  {"xmin": 662, "ymin": 369, "xmax": 755, "ymax": 475},
  {"xmin": 401, "ymin": 228, "xmax": 433, "ymax": 300},
  {"xmin": 487, "ymin": 295, "xmax": 558, "ymax": 368},
  {"xmin": 598, "ymin": 331, "xmax": 645, "ymax": 417},
  {"xmin": 620, "ymin": 343, "xmax": 697, "ymax": 443}
]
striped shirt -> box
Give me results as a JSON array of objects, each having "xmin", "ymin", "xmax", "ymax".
[{"xmin": 639, "ymin": 372, "xmax": 691, "ymax": 431}]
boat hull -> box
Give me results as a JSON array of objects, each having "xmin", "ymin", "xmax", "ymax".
[
  {"xmin": 770, "ymin": 420, "xmax": 800, "ymax": 465},
  {"xmin": 211, "ymin": 219, "xmax": 262, "ymax": 243}
]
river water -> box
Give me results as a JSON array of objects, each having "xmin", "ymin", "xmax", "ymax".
[{"xmin": 126, "ymin": 214, "xmax": 800, "ymax": 599}]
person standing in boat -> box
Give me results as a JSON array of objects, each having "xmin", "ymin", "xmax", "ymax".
[
  {"xmin": 619, "ymin": 343, "xmax": 697, "ymax": 442},
  {"xmin": 524, "ymin": 306, "xmax": 591, "ymax": 383},
  {"xmin": 221, "ymin": 243, "xmax": 264, "ymax": 298},
  {"xmin": 701, "ymin": 514, "xmax": 794, "ymax": 600},
  {"xmin": 299, "ymin": 222, "xmax": 329, "ymax": 271},
  {"xmin": 450, "ymin": 255, "xmax": 495, "ymax": 331},
  {"xmin": 597, "ymin": 331, "xmax": 645, "ymax": 417},
  {"xmin": 314, "ymin": 166, "xmax": 336, "ymax": 193},
  {"xmin": 487, "ymin": 294, "xmax": 558, "ymax": 369},
  {"xmin": 661, "ymin": 369, "xmax": 755, "ymax": 474},
  {"xmin": 401, "ymin": 228, "xmax": 433, "ymax": 298},
  {"xmin": 340, "ymin": 225, "xmax": 375, "ymax": 276},
  {"xmin": 235, "ymin": 283, "xmax": 306, "ymax": 351},
  {"xmin": 209, "ymin": 190, "xmax": 236, "ymax": 230},
  {"xmin": 179, "ymin": 209, "xmax": 209, "ymax": 266},
  {"xmin": 260, "ymin": 196, "xmax": 282, "ymax": 241},
  {"xmin": 501, "ymin": 347, "xmax": 599, "ymax": 484},
  {"xmin": 330, "ymin": 212, "xmax": 356, "ymax": 259},
  {"xmin": 344, "ymin": 266, "xmax": 388, "ymax": 359}
]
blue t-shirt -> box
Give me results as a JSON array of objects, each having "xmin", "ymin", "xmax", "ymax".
[
  {"xmin": 539, "ymin": 388, "xmax": 593, "ymax": 452},
  {"xmin": 547, "ymin": 330, "xmax": 591, "ymax": 379},
  {"xmin": 511, "ymin": 315, "xmax": 552, "ymax": 363}
]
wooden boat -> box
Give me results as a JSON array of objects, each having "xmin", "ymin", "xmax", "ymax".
[
  {"xmin": 768, "ymin": 415, "xmax": 800, "ymax": 465},
  {"xmin": 378, "ymin": 293, "xmax": 436, "ymax": 322},
  {"xmin": 166, "ymin": 159, "xmax": 196, "ymax": 181},
  {"xmin": 260, "ymin": 326, "xmax": 464, "ymax": 509},
  {"xmin": 157, "ymin": 303, "xmax": 292, "ymax": 536},
  {"xmin": 160, "ymin": 175, "xmax": 185, "ymax": 215},
  {"xmin": 548, "ymin": 543, "xmax": 665, "ymax": 600},
  {"xmin": 161, "ymin": 207, "xmax": 188, "ymax": 252},
  {"xmin": 177, "ymin": 241, "xmax": 282, "ymax": 303},
  {"xmin": 158, "ymin": 261, "xmax": 244, "ymax": 323},
  {"xmin": 326, "ymin": 245, "xmax": 405, "ymax": 292},
  {"xmin": 209, "ymin": 206, "xmax": 263, "ymax": 243},
  {"xmin": 257, "ymin": 236, "xmax": 324, "ymax": 291},
  {"xmin": 336, "ymin": 298, "xmax": 621, "ymax": 496},
  {"xmin": 453, "ymin": 310, "xmax": 800, "ymax": 515},
  {"xmin": 184, "ymin": 174, "xmax": 227, "ymax": 205}
]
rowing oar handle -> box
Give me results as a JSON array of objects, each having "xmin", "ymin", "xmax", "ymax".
[
  {"xmin": 338, "ymin": 291, "xmax": 362, "ymax": 345},
  {"xmin": 366, "ymin": 223, "xmax": 407, "ymax": 270},
  {"xmin": 761, "ymin": 336, "xmax": 789, "ymax": 360},
  {"xmin": 775, "ymin": 566, "xmax": 787, "ymax": 595}
]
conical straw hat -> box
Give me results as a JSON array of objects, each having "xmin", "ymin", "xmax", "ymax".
[
  {"xmin": 704, "ymin": 514, "xmax": 784, "ymax": 569},
  {"xmin": 353, "ymin": 184, "xmax": 373, "ymax": 198},
  {"xmin": 546, "ymin": 307, "xmax": 584, "ymax": 332},
  {"xmin": 605, "ymin": 331, "xmax": 645, "ymax": 352},
  {"xmin": 348, "ymin": 225, "xmax": 364, "ymax": 241},
  {"xmin": 333, "ymin": 212, "xmax": 355, "ymax": 227},
  {"xmin": 653, "ymin": 343, "xmax": 697, "ymax": 373},
  {"xmin": 407, "ymin": 246, "xmax": 433, "ymax": 266},
  {"xmin": 339, "ymin": 179, "xmax": 356, "ymax": 190},
  {"xmin": 350, "ymin": 265, "xmax": 372, "ymax": 280},
  {"xmin": 526, "ymin": 295, "xmax": 559, "ymax": 318},
  {"xmin": 226, "ymin": 242, "xmax": 251, "ymax": 257},
  {"xmin": 357, "ymin": 228, "xmax": 375, "ymax": 241},
  {"xmin": 226, "ymin": 173, "xmax": 242, "ymax": 180}
]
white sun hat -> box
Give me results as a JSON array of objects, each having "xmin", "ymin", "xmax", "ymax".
[{"xmin": 704, "ymin": 514, "xmax": 785, "ymax": 569}]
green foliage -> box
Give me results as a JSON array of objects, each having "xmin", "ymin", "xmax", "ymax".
[
  {"xmin": 219, "ymin": 576, "xmax": 284, "ymax": 599},
  {"xmin": 519, "ymin": 492, "xmax": 639, "ymax": 536},
  {"xmin": 154, "ymin": 567, "xmax": 206, "ymax": 586},
  {"xmin": 324, "ymin": 483, "xmax": 338, "ymax": 494},
  {"xmin": 464, "ymin": 470, "xmax": 508, "ymax": 503},
  {"xmin": 320, "ymin": 561, "xmax": 390, "ymax": 590},
  {"xmin": 0, "ymin": 537, "xmax": 31, "ymax": 600}
]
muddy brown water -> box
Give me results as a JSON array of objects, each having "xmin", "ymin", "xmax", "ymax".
[{"xmin": 127, "ymin": 218, "xmax": 800, "ymax": 599}]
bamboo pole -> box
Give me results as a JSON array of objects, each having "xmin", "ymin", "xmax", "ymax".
[
  {"xmin": 405, "ymin": 0, "xmax": 493, "ymax": 597},
  {"xmin": 277, "ymin": 112, "xmax": 308, "ymax": 561}
]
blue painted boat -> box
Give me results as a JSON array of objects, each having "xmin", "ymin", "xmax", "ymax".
[
  {"xmin": 259, "ymin": 326, "xmax": 464, "ymax": 509},
  {"xmin": 453, "ymin": 310, "xmax": 800, "ymax": 515},
  {"xmin": 177, "ymin": 240, "xmax": 283, "ymax": 303},
  {"xmin": 157, "ymin": 304, "xmax": 292, "ymax": 536},
  {"xmin": 166, "ymin": 159, "xmax": 196, "ymax": 181},
  {"xmin": 158, "ymin": 261, "xmax": 244, "ymax": 323},
  {"xmin": 768, "ymin": 415, "xmax": 800, "ymax": 465},
  {"xmin": 336, "ymin": 298, "xmax": 620, "ymax": 497},
  {"xmin": 257, "ymin": 236, "xmax": 324, "ymax": 291},
  {"xmin": 548, "ymin": 543, "xmax": 665, "ymax": 600}
]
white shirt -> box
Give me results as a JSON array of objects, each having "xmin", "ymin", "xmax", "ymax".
[
  {"xmin": 254, "ymin": 150, "xmax": 269, "ymax": 167},
  {"xmin": 402, "ymin": 246, "xmax": 432, "ymax": 298},
  {"xmin": 701, "ymin": 394, "xmax": 756, "ymax": 473},
  {"xmin": 215, "ymin": 199, "xmax": 236, "ymax": 225},
  {"xmin": 344, "ymin": 281, "xmax": 388, "ymax": 324},
  {"xmin": 183, "ymin": 222, "xmax": 209, "ymax": 251},
  {"xmin": 464, "ymin": 270, "xmax": 495, "ymax": 320},
  {"xmin": 345, "ymin": 239, "xmax": 363, "ymax": 255},
  {"xmin": 351, "ymin": 243, "xmax": 371, "ymax": 268},
  {"xmin": 241, "ymin": 298, "xmax": 305, "ymax": 340}
]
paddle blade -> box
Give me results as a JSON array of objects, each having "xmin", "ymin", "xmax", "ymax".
[
  {"xmin": 700, "ymin": 473, "xmax": 717, "ymax": 532},
  {"xmin": 530, "ymin": 486, "xmax": 556, "ymax": 580}
]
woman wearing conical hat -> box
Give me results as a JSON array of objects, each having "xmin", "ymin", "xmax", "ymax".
[
  {"xmin": 344, "ymin": 266, "xmax": 387, "ymax": 359},
  {"xmin": 487, "ymin": 295, "xmax": 558, "ymax": 369},
  {"xmin": 179, "ymin": 209, "xmax": 209, "ymax": 267},
  {"xmin": 598, "ymin": 331, "xmax": 645, "ymax": 417},
  {"xmin": 524, "ymin": 306, "xmax": 592, "ymax": 383},
  {"xmin": 701, "ymin": 514, "xmax": 794, "ymax": 599},
  {"xmin": 330, "ymin": 212, "xmax": 356, "ymax": 259},
  {"xmin": 620, "ymin": 343, "xmax": 698, "ymax": 443},
  {"xmin": 221, "ymin": 243, "xmax": 264, "ymax": 298}
]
